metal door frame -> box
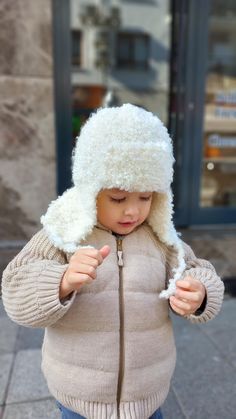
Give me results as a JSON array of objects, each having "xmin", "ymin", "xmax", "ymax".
[{"xmin": 52, "ymin": 0, "xmax": 73, "ymax": 195}]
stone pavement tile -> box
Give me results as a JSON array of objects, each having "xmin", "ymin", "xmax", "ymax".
[
  {"xmin": 0, "ymin": 354, "xmax": 14, "ymax": 405},
  {"xmin": 0, "ymin": 300, "xmax": 44, "ymax": 352},
  {"xmin": 172, "ymin": 316, "xmax": 236, "ymax": 419},
  {"xmin": 162, "ymin": 388, "xmax": 186, "ymax": 419},
  {"xmin": 0, "ymin": 300, "xmax": 7, "ymax": 317},
  {"xmin": 198, "ymin": 299, "xmax": 236, "ymax": 367},
  {"xmin": 6, "ymin": 349, "xmax": 50, "ymax": 404},
  {"xmin": 14, "ymin": 326, "xmax": 44, "ymax": 352},
  {"xmin": 0, "ymin": 317, "xmax": 18, "ymax": 355},
  {"xmin": 2, "ymin": 398, "xmax": 59, "ymax": 419}
]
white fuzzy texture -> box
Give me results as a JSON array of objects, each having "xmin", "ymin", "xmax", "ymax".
[
  {"xmin": 159, "ymin": 239, "xmax": 186, "ymax": 298},
  {"xmin": 41, "ymin": 187, "xmax": 96, "ymax": 253},
  {"xmin": 41, "ymin": 104, "xmax": 186, "ymax": 297}
]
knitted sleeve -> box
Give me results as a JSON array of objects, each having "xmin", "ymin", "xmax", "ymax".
[
  {"xmin": 177, "ymin": 241, "xmax": 224, "ymax": 324},
  {"xmin": 1, "ymin": 229, "xmax": 76, "ymax": 328}
]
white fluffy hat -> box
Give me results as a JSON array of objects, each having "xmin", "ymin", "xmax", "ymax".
[{"xmin": 41, "ymin": 104, "xmax": 186, "ymax": 298}]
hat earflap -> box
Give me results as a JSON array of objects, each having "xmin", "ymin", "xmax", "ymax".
[
  {"xmin": 147, "ymin": 191, "xmax": 186, "ymax": 298},
  {"xmin": 41, "ymin": 187, "xmax": 97, "ymax": 253}
]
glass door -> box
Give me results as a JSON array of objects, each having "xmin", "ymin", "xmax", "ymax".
[
  {"xmin": 200, "ymin": 1, "xmax": 236, "ymax": 209},
  {"xmin": 179, "ymin": 0, "xmax": 236, "ymax": 225}
]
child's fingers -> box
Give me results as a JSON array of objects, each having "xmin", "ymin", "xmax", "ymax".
[
  {"xmin": 73, "ymin": 248, "xmax": 104, "ymax": 265},
  {"xmin": 176, "ymin": 279, "xmax": 191, "ymax": 290},
  {"xmin": 59, "ymin": 271, "xmax": 92, "ymax": 298},
  {"xmin": 176, "ymin": 277, "xmax": 203, "ymax": 291},
  {"xmin": 169, "ymin": 297, "xmax": 186, "ymax": 316},
  {"xmin": 72, "ymin": 255, "xmax": 99, "ymax": 269},
  {"xmin": 170, "ymin": 296, "xmax": 191, "ymax": 313},
  {"xmin": 68, "ymin": 273, "xmax": 94, "ymax": 287},
  {"xmin": 99, "ymin": 245, "xmax": 111, "ymax": 260},
  {"xmin": 62, "ymin": 246, "xmax": 111, "ymax": 299},
  {"xmin": 73, "ymin": 246, "xmax": 110, "ymax": 264},
  {"xmin": 175, "ymin": 288, "xmax": 201, "ymax": 303},
  {"xmin": 73, "ymin": 263, "xmax": 97, "ymax": 279}
]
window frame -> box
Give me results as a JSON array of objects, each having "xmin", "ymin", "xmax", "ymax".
[
  {"xmin": 71, "ymin": 29, "xmax": 82, "ymax": 67},
  {"xmin": 116, "ymin": 31, "xmax": 150, "ymax": 70}
]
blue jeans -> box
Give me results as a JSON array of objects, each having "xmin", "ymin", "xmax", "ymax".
[{"xmin": 56, "ymin": 401, "xmax": 163, "ymax": 419}]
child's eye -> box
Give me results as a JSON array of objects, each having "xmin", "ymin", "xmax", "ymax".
[
  {"xmin": 140, "ymin": 196, "xmax": 152, "ymax": 201},
  {"xmin": 110, "ymin": 197, "xmax": 126, "ymax": 203}
]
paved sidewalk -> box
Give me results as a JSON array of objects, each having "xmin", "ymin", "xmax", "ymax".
[{"xmin": 0, "ymin": 295, "xmax": 236, "ymax": 419}]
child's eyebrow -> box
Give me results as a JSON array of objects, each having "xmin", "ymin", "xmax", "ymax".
[
  {"xmin": 109, "ymin": 189, "xmax": 126, "ymax": 193},
  {"xmin": 109, "ymin": 192, "xmax": 127, "ymax": 197}
]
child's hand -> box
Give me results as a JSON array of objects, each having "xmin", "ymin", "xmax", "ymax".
[
  {"xmin": 169, "ymin": 276, "xmax": 206, "ymax": 316},
  {"xmin": 59, "ymin": 246, "xmax": 110, "ymax": 299}
]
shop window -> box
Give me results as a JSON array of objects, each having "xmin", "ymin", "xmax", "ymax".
[
  {"xmin": 200, "ymin": 2, "xmax": 236, "ymax": 207},
  {"xmin": 116, "ymin": 32, "xmax": 150, "ymax": 70},
  {"xmin": 71, "ymin": 30, "xmax": 82, "ymax": 67},
  {"xmin": 212, "ymin": 0, "xmax": 236, "ymax": 16}
]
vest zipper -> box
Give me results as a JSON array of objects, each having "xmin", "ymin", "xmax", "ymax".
[{"xmin": 116, "ymin": 238, "xmax": 124, "ymax": 419}]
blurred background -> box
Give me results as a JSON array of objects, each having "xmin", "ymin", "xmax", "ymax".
[{"xmin": 0, "ymin": 0, "xmax": 236, "ymax": 418}]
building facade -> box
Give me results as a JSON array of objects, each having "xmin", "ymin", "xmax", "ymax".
[{"xmin": 0, "ymin": 0, "xmax": 56, "ymax": 240}]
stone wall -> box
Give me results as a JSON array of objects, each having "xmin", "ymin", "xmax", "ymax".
[{"xmin": 0, "ymin": 0, "xmax": 56, "ymax": 240}]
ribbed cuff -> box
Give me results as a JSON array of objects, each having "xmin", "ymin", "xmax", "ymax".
[
  {"xmin": 183, "ymin": 267, "xmax": 224, "ymax": 323},
  {"xmin": 36, "ymin": 262, "xmax": 77, "ymax": 326}
]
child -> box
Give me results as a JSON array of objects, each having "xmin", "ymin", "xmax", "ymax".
[{"xmin": 2, "ymin": 104, "xmax": 224, "ymax": 419}]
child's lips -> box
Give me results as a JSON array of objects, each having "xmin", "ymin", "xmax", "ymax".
[{"xmin": 118, "ymin": 221, "xmax": 138, "ymax": 227}]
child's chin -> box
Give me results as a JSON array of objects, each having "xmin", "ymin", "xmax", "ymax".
[{"xmin": 115, "ymin": 223, "xmax": 138, "ymax": 234}]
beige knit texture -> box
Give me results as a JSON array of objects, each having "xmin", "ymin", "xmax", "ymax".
[{"xmin": 2, "ymin": 225, "xmax": 224, "ymax": 419}]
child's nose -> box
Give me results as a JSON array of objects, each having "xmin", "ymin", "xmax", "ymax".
[{"xmin": 124, "ymin": 205, "xmax": 139, "ymax": 217}]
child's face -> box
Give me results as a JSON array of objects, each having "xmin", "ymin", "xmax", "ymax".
[{"xmin": 96, "ymin": 189, "xmax": 153, "ymax": 235}]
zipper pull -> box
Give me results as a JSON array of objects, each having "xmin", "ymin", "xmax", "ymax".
[
  {"xmin": 117, "ymin": 239, "xmax": 124, "ymax": 267},
  {"xmin": 117, "ymin": 250, "xmax": 123, "ymax": 267}
]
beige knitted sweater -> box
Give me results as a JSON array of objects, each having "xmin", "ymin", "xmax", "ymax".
[{"xmin": 2, "ymin": 224, "xmax": 224, "ymax": 419}]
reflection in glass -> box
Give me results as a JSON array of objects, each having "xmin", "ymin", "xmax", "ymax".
[
  {"xmin": 70, "ymin": 0, "xmax": 171, "ymax": 141},
  {"xmin": 200, "ymin": 0, "xmax": 236, "ymax": 207}
]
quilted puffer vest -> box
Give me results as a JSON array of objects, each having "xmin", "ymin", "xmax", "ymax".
[{"xmin": 41, "ymin": 224, "xmax": 176, "ymax": 419}]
